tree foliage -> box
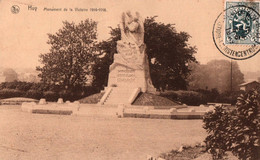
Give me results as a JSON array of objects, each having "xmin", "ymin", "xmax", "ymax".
[
  {"xmin": 188, "ymin": 60, "xmax": 244, "ymax": 93},
  {"xmin": 37, "ymin": 20, "xmax": 99, "ymax": 91},
  {"xmin": 203, "ymin": 89, "xmax": 260, "ymax": 160},
  {"xmin": 96, "ymin": 16, "xmax": 197, "ymax": 91},
  {"xmin": 145, "ymin": 17, "xmax": 197, "ymax": 90}
]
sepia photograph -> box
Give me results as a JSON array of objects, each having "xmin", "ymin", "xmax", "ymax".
[{"xmin": 0, "ymin": 0, "xmax": 259, "ymax": 159}]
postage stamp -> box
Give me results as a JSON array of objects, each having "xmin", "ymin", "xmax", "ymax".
[
  {"xmin": 213, "ymin": 0, "xmax": 260, "ymax": 60},
  {"xmin": 225, "ymin": 1, "xmax": 260, "ymax": 44}
]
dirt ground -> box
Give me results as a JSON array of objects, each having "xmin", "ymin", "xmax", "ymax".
[{"xmin": 0, "ymin": 105, "xmax": 206, "ymax": 160}]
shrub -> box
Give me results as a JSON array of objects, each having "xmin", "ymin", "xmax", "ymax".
[
  {"xmin": 0, "ymin": 82, "xmax": 17, "ymax": 89},
  {"xmin": 159, "ymin": 90, "xmax": 178, "ymax": 100},
  {"xmin": 0, "ymin": 89, "xmax": 25, "ymax": 99},
  {"xmin": 203, "ymin": 89, "xmax": 260, "ymax": 160},
  {"xmin": 211, "ymin": 91, "xmax": 244, "ymax": 105},
  {"xmin": 196, "ymin": 88, "xmax": 220, "ymax": 103},
  {"xmin": 14, "ymin": 82, "xmax": 33, "ymax": 91},
  {"xmin": 43, "ymin": 91, "xmax": 59, "ymax": 101},
  {"xmin": 0, "ymin": 81, "xmax": 33, "ymax": 91},
  {"xmin": 25, "ymin": 90, "xmax": 43, "ymax": 100},
  {"xmin": 175, "ymin": 90, "xmax": 206, "ymax": 105},
  {"xmin": 29, "ymin": 83, "xmax": 49, "ymax": 92},
  {"xmin": 0, "ymin": 82, "xmax": 99, "ymax": 101},
  {"xmin": 160, "ymin": 90, "xmax": 206, "ymax": 105},
  {"xmin": 58, "ymin": 90, "xmax": 79, "ymax": 101}
]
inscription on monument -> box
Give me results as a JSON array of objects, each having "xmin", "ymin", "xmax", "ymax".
[
  {"xmin": 117, "ymin": 70, "xmax": 135, "ymax": 82},
  {"xmin": 117, "ymin": 78, "xmax": 135, "ymax": 82}
]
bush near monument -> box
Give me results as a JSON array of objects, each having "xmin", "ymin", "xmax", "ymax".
[
  {"xmin": 203, "ymin": 89, "xmax": 260, "ymax": 160},
  {"xmin": 159, "ymin": 89, "xmax": 243, "ymax": 106},
  {"xmin": 160, "ymin": 90, "xmax": 205, "ymax": 106},
  {"xmin": 25, "ymin": 89, "xmax": 43, "ymax": 100}
]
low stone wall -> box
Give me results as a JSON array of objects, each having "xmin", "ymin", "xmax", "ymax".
[
  {"xmin": 0, "ymin": 97, "xmax": 39, "ymax": 105},
  {"xmin": 117, "ymin": 105, "xmax": 214, "ymax": 119},
  {"xmin": 21, "ymin": 99, "xmax": 215, "ymax": 119},
  {"xmin": 21, "ymin": 98, "xmax": 80, "ymax": 115}
]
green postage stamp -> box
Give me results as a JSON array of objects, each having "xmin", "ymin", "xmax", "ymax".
[
  {"xmin": 225, "ymin": 1, "xmax": 260, "ymax": 44},
  {"xmin": 213, "ymin": 0, "xmax": 260, "ymax": 60}
]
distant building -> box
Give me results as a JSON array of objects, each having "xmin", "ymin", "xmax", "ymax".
[{"xmin": 239, "ymin": 81, "xmax": 260, "ymax": 92}]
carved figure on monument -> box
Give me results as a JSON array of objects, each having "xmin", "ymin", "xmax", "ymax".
[
  {"xmin": 120, "ymin": 11, "xmax": 144, "ymax": 47},
  {"xmin": 113, "ymin": 11, "xmax": 146, "ymax": 69}
]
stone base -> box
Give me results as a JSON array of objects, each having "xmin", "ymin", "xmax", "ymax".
[
  {"xmin": 21, "ymin": 102, "xmax": 80, "ymax": 115},
  {"xmin": 116, "ymin": 105, "xmax": 213, "ymax": 119}
]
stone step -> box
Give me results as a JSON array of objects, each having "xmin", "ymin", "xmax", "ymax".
[
  {"xmin": 107, "ymin": 94, "xmax": 130, "ymax": 98},
  {"xmin": 111, "ymin": 90, "xmax": 133, "ymax": 94},
  {"xmin": 106, "ymin": 98, "xmax": 129, "ymax": 103},
  {"xmin": 105, "ymin": 95, "xmax": 130, "ymax": 101},
  {"xmin": 104, "ymin": 88, "xmax": 135, "ymax": 105},
  {"xmin": 105, "ymin": 97, "xmax": 128, "ymax": 101},
  {"xmin": 106, "ymin": 94, "xmax": 132, "ymax": 99}
]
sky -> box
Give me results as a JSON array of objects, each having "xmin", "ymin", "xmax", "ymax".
[{"xmin": 0, "ymin": 0, "xmax": 259, "ymax": 73}]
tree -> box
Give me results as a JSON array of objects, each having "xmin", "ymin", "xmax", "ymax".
[
  {"xmin": 95, "ymin": 16, "xmax": 197, "ymax": 91},
  {"xmin": 188, "ymin": 60, "xmax": 244, "ymax": 93},
  {"xmin": 37, "ymin": 20, "xmax": 99, "ymax": 91},
  {"xmin": 3, "ymin": 68, "xmax": 18, "ymax": 82}
]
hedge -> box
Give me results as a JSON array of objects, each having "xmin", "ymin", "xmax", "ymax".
[
  {"xmin": 25, "ymin": 90, "xmax": 43, "ymax": 100},
  {"xmin": 159, "ymin": 89, "xmax": 243, "ymax": 106},
  {"xmin": 0, "ymin": 89, "xmax": 25, "ymax": 99},
  {"xmin": 160, "ymin": 90, "xmax": 206, "ymax": 105},
  {"xmin": 0, "ymin": 82, "xmax": 99, "ymax": 102},
  {"xmin": 43, "ymin": 91, "xmax": 60, "ymax": 101}
]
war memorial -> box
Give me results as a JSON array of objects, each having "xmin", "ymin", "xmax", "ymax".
[{"xmin": 20, "ymin": 11, "xmax": 213, "ymax": 119}]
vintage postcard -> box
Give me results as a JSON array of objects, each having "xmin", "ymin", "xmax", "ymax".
[{"xmin": 0, "ymin": 0, "xmax": 259, "ymax": 159}]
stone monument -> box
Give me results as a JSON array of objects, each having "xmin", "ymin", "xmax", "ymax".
[{"xmin": 99, "ymin": 11, "xmax": 156, "ymax": 105}]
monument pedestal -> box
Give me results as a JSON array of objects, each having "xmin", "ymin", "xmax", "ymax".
[{"xmin": 108, "ymin": 64, "xmax": 149, "ymax": 93}]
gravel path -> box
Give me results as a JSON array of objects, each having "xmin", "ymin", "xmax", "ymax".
[{"xmin": 0, "ymin": 105, "xmax": 206, "ymax": 160}]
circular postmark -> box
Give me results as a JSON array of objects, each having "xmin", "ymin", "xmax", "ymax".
[
  {"xmin": 11, "ymin": 5, "xmax": 20, "ymax": 14},
  {"xmin": 213, "ymin": 4, "xmax": 260, "ymax": 60}
]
